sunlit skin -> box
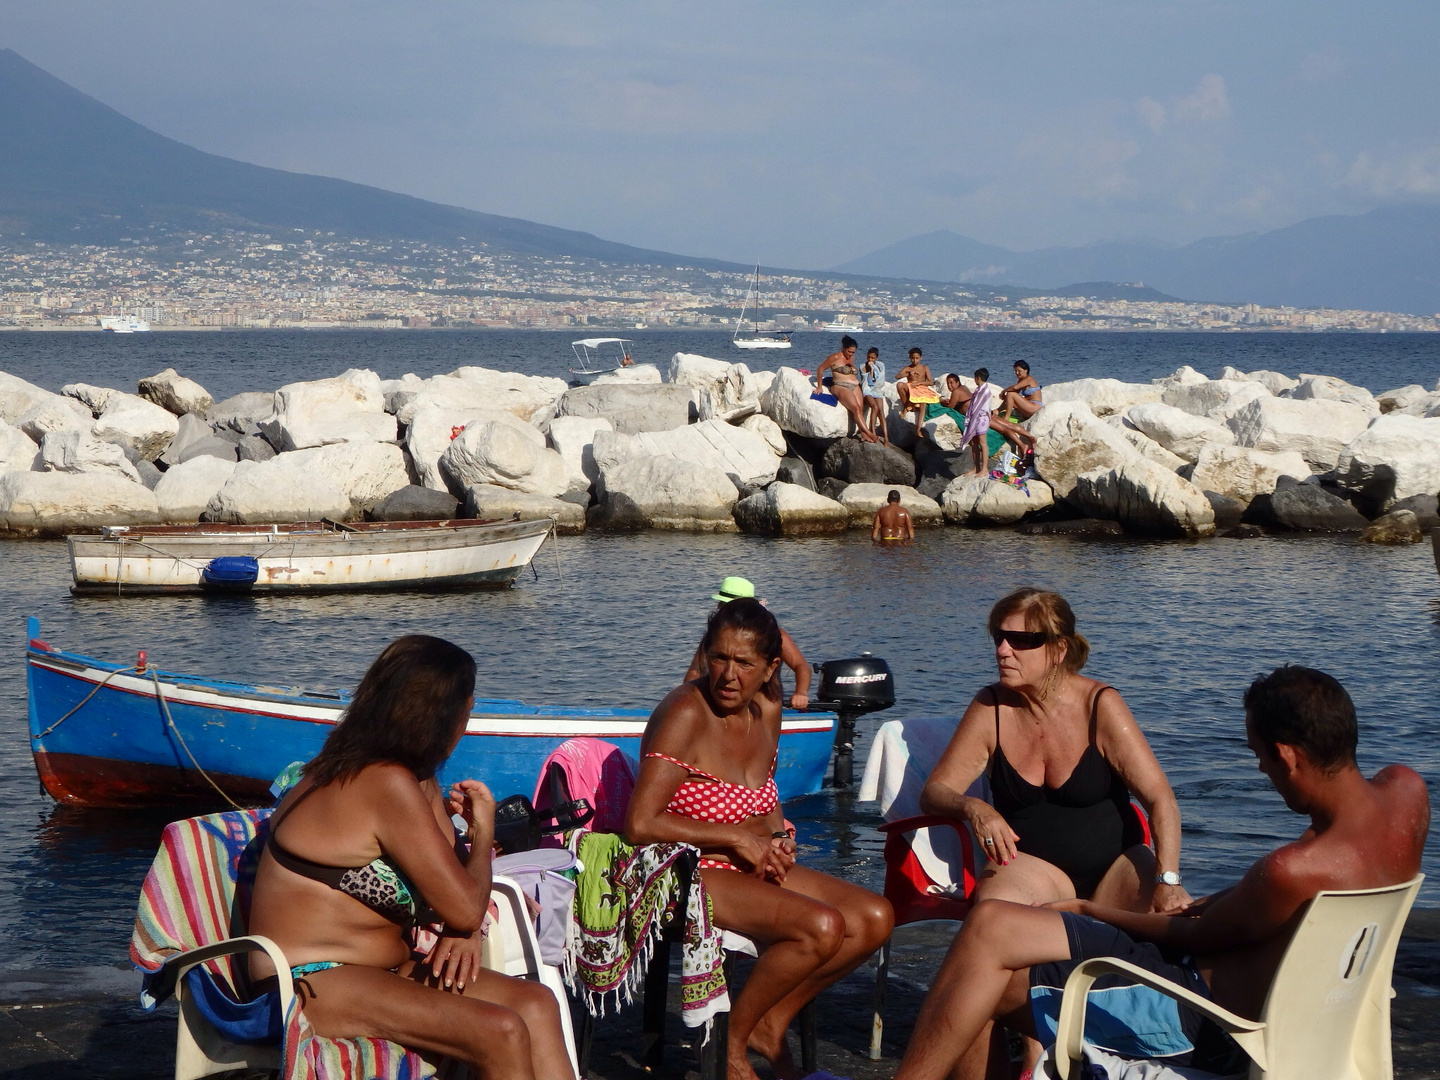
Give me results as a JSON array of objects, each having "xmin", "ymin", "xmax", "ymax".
[
  {"xmin": 872, "ymin": 499, "xmax": 914, "ymax": 542},
  {"xmin": 862, "ymin": 350, "xmax": 890, "ymax": 445},
  {"xmin": 894, "ymin": 705, "xmax": 1429, "ymax": 1080},
  {"xmin": 816, "ymin": 342, "xmax": 879, "ymax": 442},
  {"xmin": 1000, "ymin": 363, "xmax": 1043, "ymax": 419},
  {"xmin": 895, "ymin": 351, "xmax": 932, "ymax": 431},
  {"xmin": 248, "ymin": 697, "xmax": 577, "ymax": 1080},
  {"xmin": 628, "ymin": 626, "xmax": 893, "ymax": 1080},
  {"xmin": 686, "ymin": 618, "xmax": 811, "ymax": 711}
]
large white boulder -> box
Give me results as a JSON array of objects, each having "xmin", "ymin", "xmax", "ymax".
[
  {"xmin": 40, "ymin": 430, "xmax": 141, "ymax": 483},
  {"xmin": 547, "ymin": 416, "xmax": 614, "ymax": 489},
  {"xmin": 669, "ymin": 354, "xmax": 763, "ymax": 416},
  {"xmin": 593, "ymin": 363, "xmax": 663, "ymax": 385},
  {"xmin": 1071, "ymin": 457, "xmax": 1215, "ymax": 537},
  {"xmin": 62, "ymin": 382, "xmax": 120, "ymax": 415},
  {"xmin": 0, "ymin": 372, "xmax": 72, "ymax": 425},
  {"xmin": 738, "ymin": 413, "xmax": 787, "ymax": 457},
  {"xmin": 1040, "ymin": 378, "xmax": 1162, "ymax": 417},
  {"xmin": 262, "ymin": 370, "xmax": 397, "ymax": 452},
  {"xmin": 1219, "ymin": 367, "xmax": 1299, "ymax": 395},
  {"xmin": 759, "ymin": 367, "xmax": 850, "ymax": 438},
  {"xmin": 1331, "ymin": 415, "xmax": 1440, "ymax": 511},
  {"xmin": 0, "ymin": 470, "xmax": 160, "ymax": 535},
  {"xmin": 941, "ymin": 473, "xmax": 1056, "ymax": 526},
  {"xmin": 448, "ymin": 367, "xmax": 569, "ymax": 423},
  {"xmin": 405, "ymin": 404, "xmax": 506, "ymax": 491},
  {"xmin": 1125, "ymin": 402, "xmax": 1235, "ymax": 462},
  {"xmin": 18, "ymin": 396, "xmax": 92, "ymax": 442},
  {"xmin": 631, "ymin": 418, "xmax": 782, "ymax": 486},
  {"xmin": 1287, "ymin": 374, "xmax": 1379, "ymax": 417},
  {"xmin": 439, "ymin": 414, "xmax": 572, "ymax": 498},
  {"xmin": 0, "ymin": 421, "xmax": 39, "ymax": 472},
  {"xmin": 1161, "ymin": 378, "xmax": 1268, "ymax": 419},
  {"xmin": 91, "ymin": 393, "xmax": 181, "ymax": 461},
  {"xmin": 1104, "ymin": 417, "xmax": 1188, "ymax": 471},
  {"xmin": 461, "ymin": 484, "xmax": 585, "ymax": 534},
  {"xmin": 591, "ymin": 455, "xmax": 739, "ymax": 531},
  {"xmin": 138, "ymin": 368, "xmax": 214, "ymax": 416},
  {"xmin": 733, "ymin": 483, "xmax": 851, "ymax": 536},
  {"xmin": 1225, "ymin": 396, "xmax": 1372, "ymax": 470},
  {"xmin": 1376, "ymin": 385, "xmax": 1430, "ymax": 414},
  {"xmin": 1031, "ymin": 402, "xmax": 1142, "ymax": 500},
  {"xmin": 837, "ymin": 484, "xmax": 942, "ymax": 528},
  {"xmin": 1188, "ymin": 444, "xmax": 1310, "ymax": 504},
  {"xmin": 555, "ymin": 383, "xmax": 698, "ymax": 435},
  {"xmin": 590, "ymin": 429, "xmax": 635, "ymax": 475},
  {"xmin": 1205, "ymin": 381, "xmax": 1272, "ymax": 425},
  {"xmin": 1153, "ymin": 365, "xmax": 1209, "ymax": 389},
  {"xmin": 154, "ymin": 456, "xmax": 239, "ymax": 523},
  {"xmin": 204, "ymin": 459, "xmax": 350, "ymax": 524}
]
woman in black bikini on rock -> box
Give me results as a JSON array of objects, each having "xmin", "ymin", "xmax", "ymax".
[
  {"xmin": 815, "ymin": 335, "xmax": 879, "ymax": 442},
  {"xmin": 248, "ymin": 635, "xmax": 576, "ymax": 1080}
]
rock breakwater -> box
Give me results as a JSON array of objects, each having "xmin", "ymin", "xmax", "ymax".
[{"xmin": 0, "ymin": 356, "xmax": 1435, "ymax": 542}]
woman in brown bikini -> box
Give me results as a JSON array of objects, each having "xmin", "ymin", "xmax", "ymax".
[{"xmin": 815, "ymin": 335, "xmax": 879, "ymax": 442}]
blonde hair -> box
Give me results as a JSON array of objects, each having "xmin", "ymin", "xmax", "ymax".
[{"xmin": 987, "ymin": 588, "xmax": 1090, "ymax": 684}]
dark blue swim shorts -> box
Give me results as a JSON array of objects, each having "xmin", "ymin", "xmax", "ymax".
[{"xmin": 1029, "ymin": 913, "xmax": 1243, "ymax": 1071}]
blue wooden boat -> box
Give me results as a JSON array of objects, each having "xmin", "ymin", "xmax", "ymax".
[{"xmin": 24, "ymin": 617, "xmax": 838, "ymax": 809}]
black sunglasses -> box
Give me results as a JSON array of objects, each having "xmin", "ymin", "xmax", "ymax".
[{"xmin": 993, "ymin": 629, "xmax": 1050, "ymax": 651}]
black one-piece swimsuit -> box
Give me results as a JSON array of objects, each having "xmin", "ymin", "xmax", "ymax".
[{"xmin": 987, "ymin": 685, "xmax": 1144, "ymax": 899}]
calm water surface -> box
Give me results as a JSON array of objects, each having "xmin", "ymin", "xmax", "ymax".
[{"xmin": 0, "ymin": 330, "xmax": 1436, "ymax": 970}]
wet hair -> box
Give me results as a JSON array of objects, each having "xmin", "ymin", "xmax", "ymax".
[
  {"xmin": 305, "ymin": 635, "xmax": 476, "ymax": 786},
  {"xmin": 974, "ymin": 367, "xmax": 990, "ymax": 383},
  {"xmin": 909, "ymin": 347, "xmax": 923, "ymax": 358},
  {"xmin": 987, "ymin": 588, "xmax": 1089, "ymax": 674},
  {"xmin": 887, "ymin": 489, "xmax": 901, "ymax": 502},
  {"xmin": 1014, "ymin": 360, "xmax": 1031, "ymax": 374},
  {"xmin": 699, "ymin": 597, "xmax": 782, "ymax": 702},
  {"xmin": 867, "ymin": 347, "xmax": 879, "ymax": 357},
  {"xmin": 1243, "ymin": 666, "xmax": 1358, "ymax": 774},
  {"xmin": 841, "ymin": 335, "xmax": 858, "ymax": 350}
]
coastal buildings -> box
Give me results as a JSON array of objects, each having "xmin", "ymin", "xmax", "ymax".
[{"xmin": 2, "ymin": 231, "xmax": 1436, "ymax": 333}]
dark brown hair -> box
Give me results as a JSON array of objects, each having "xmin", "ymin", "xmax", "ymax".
[
  {"xmin": 306, "ymin": 635, "xmax": 476, "ymax": 786},
  {"xmin": 700, "ymin": 597, "xmax": 783, "ymax": 702},
  {"xmin": 1243, "ymin": 666, "xmax": 1358, "ymax": 773},
  {"xmin": 987, "ymin": 587, "xmax": 1090, "ymax": 674}
]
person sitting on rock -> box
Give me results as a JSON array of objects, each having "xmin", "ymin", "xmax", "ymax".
[
  {"xmin": 918, "ymin": 373, "xmax": 970, "ymax": 438},
  {"xmin": 894, "ymin": 664, "xmax": 1429, "ymax": 1080},
  {"xmin": 861, "ymin": 347, "xmax": 890, "ymax": 447},
  {"xmin": 815, "ymin": 335, "xmax": 879, "ymax": 443},
  {"xmin": 998, "ymin": 360, "xmax": 1042, "ymax": 420},
  {"xmin": 872, "ymin": 489, "xmax": 915, "ymax": 543},
  {"xmin": 896, "ymin": 348, "xmax": 939, "ymax": 432},
  {"xmin": 685, "ymin": 575, "xmax": 811, "ymax": 710}
]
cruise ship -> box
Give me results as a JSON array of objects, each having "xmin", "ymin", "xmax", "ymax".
[
  {"xmin": 100, "ymin": 315, "xmax": 151, "ymax": 333},
  {"xmin": 823, "ymin": 315, "xmax": 864, "ymax": 333}
]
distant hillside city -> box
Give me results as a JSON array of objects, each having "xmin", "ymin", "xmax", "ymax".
[{"xmin": 3, "ymin": 230, "xmax": 1436, "ymax": 333}]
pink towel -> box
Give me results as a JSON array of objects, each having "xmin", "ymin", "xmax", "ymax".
[{"xmin": 533, "ymin": 738, "xmax": 637, "ymax": 834}]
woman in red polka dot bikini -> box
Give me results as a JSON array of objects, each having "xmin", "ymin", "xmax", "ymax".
[{"xmin": 627, "ymin": 598, "xmax": 894, "ymax": 1080}]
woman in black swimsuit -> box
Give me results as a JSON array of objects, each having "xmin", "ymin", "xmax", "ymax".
[
  {"xmin": 921, "ymin": 589, "xmax": 1188, "ymax": 913},
  {"xmin": 249, "ymin": 636, "xmax": 576, "ymax": 1080}
]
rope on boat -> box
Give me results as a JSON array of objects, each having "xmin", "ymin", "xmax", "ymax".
[
  {"xmin": 31, "ymin": 665, "xmax": 138, "ymax": 739},
  {"xmin": 550, "ymin": 520, "xmax": 563, "ymax": 583},
  {"xmin": 150, "ymin": 667, "xmax": 245, "ymax": 811}
]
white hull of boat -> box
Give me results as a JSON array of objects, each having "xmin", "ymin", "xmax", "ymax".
[
  {"xmin": 100, "ymin": 316, "xmax": 151, "ymax": 333},
  {"xmin": 66, "ymin": 519, "xmax": 553, "ymax": 593},
  {"xmin": 733, "ymin": 338, "xmax": 793, "ymax": 350}
]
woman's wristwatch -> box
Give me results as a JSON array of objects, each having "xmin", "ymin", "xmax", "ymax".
[{"xmin": 1156, "ymin": 870, "xmax": 1183, "ymax": 887}]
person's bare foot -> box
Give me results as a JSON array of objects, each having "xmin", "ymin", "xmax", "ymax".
[
  {"xmin": 747, "ymin": 1028, "xmax": 800, "ymax": 1080},
  {"xmin": 725, "ymin": 1050, "xmax": 764, "ymax": 1080}
]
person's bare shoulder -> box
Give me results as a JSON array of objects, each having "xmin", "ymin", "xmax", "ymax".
[
  {"xmin": 1374, "ymin": 764, "xmax": 1431, "ymax": 842},
  {"xmin": 644, "ymin": 682, "xmax": 711, "ymax": 755}
]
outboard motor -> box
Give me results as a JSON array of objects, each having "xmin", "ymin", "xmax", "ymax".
[{"xmin": 810, "ymin": 654, "xmax": 895, "ymax": 787}]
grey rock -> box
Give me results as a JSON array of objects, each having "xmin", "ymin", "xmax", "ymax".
[
  {"xmin": 1203, "ymin": 491, "xmax": 1246, "ymax": 529},
  {"xmin": 733, "ymin": 483, "xmax": 849, "ymax": 536},
  {"xmin": 159, "ymin": 412, "xmax": 213, "ymax": 468},
  {"xmin": 819, "ymin": 437, "xmax": 917, "ymax": 486},
  {"xmin": 236, "ymin": 434, "xmax": 277, "ymax": 462},
  {"xmin": 464, "ymin": 484, "xmax": 585, "ymax": 533},
  {"xmin": 557, "ymin": 489, "xmax": 592, "ymax": 508},
  {"xmin": 206, "ymin": 392, "xmax": 278, "ymax": 435},
  {"xmin": 138, "ymin": 368, "xmax": 213, "ymax": 416},
  {"xmin": 1221, "ymin": 523, "xmax": 1266, "ymax": 539},
  {"xmin": 1016, "ymin": 518, "xmax": 1124, "ymax": 537},
  {"xmin": 367, "ymin": 485, "xmax": 460, "ymax": 522},
  {"xmin": 555, "ymin": 383, "xmax": 697, "ymax": 435},
  {"xmin": 782, "ymin": 432, "xmax": 838, "ymax": 466},
  {"xmin": 177, "ymin": 435, "xmax": 239, "ymax": 465},
  {"xmin": 1389, "ymin": 494, "xmax": 1439, "ymax": 531},
  {"xmin": 134, "ymin": 459, "xmax": 163, "ymax": 490},
  {"xmin": 917, "ymin": 474, "xmax": 951, "ymax": 500},
  {"xmin": 1243, "ymin": 479, "xmax": 1369, "ymax": 532},
  {"xmin": 776, "ymin": 455, "xmax": 817, "ymax": 491},
  {"xmin": 817, "ymin": 476, "xmax": 849, "ymax": 502}
]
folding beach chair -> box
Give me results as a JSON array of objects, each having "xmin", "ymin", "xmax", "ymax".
[
  {"xmin": 130, "ymin": 808, "xmax": 574, "ymax": 1080},
  {"xmin": 1043, "ymin": 876, "xmax": 1425, "ymax": 1080}
]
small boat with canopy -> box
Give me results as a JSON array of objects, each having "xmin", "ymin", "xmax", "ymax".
[{"xmin": 568, "ymin": 337, "xmax": 635, "ymax": 383}]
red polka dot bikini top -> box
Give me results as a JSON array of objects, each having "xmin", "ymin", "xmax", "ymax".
[{"xmin": 645, "ymin": 751, "xmax": 780, "ymax": 824}]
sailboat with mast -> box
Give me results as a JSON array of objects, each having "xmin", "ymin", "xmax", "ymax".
[{"xmin": 732, "ymin": 265, "xmax": 793, "ymax": 350}]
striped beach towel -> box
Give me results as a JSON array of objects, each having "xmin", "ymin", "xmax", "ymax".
[
  {"xmin": 130, "ymin": 809, "xmax": 434, "ymax": 1080},
  {"xmin": 565, "ymin": 832, "xmax": 729, "ymax": 1030}
]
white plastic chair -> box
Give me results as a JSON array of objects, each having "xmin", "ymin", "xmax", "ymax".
[{"xmin": 1045, "ymin": 875, "xmax": 1424, "ymax": 1080}]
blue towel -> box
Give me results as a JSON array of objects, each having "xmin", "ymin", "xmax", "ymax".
[{"xmin": 810, "ymin": 392, "xmax": 838, "ymax": 407}]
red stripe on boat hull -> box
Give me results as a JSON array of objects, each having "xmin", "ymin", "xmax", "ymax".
[{"xmin": 33, "ymin": 751, "xmax": 272, "ymax": 808}]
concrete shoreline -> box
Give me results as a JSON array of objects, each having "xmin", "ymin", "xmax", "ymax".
[{"xmin": 6, "ymin": 912, "xmax": 1440, "ymax": 1079}]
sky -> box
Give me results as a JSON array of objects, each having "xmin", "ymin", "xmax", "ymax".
[{"xmin": 4, "ymin": 1, "xmax": 1440, "ymax": 269}]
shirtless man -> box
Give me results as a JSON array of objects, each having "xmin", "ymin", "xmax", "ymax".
[
  {"xmin": 872, "ymin": 489, "xmax": 914, "ymax": 543},
  {"xmin": 894, "ymin": 665, "xmax": 1429, "ymax": 1080},
  {"xmin": 685, "ymin": 575, "xmax": 812, "ymax": 710},
  {"xmin": 895, "ymin": 348, "xmax": 937, "ymax": 434}
]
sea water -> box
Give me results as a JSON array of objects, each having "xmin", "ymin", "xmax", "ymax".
[{"xmin": 0, "ymin": 329, "xmax": 1436, "ymax": 970}]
